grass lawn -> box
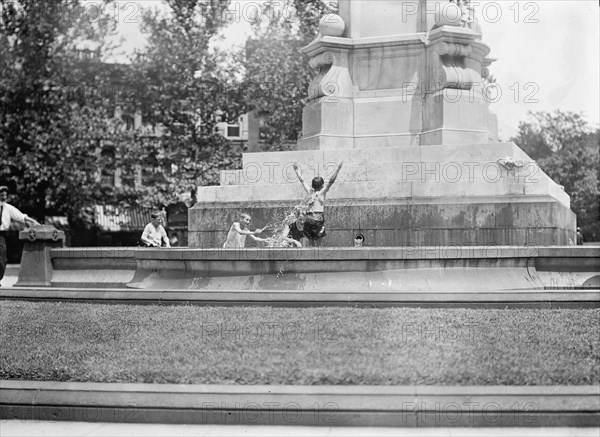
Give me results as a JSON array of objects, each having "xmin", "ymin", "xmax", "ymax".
[{"xmin": 1, "ymin": 301, "xmax": 598, "ymax": 385}]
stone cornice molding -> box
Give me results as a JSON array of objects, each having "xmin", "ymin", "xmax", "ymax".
[
  {"xmin": 303, "ymin": 28, "xmax": 490, "ymax": 60},
  {"xmin": 483, "ymin": 56, "xmax": 497, "ymax": 68},
  {"xmin": 429, "ymin": 25, "xmax": 481, "ymax": 43},
  {"xmin": 302, "ymin": 33, "xmax": 429, "ymax": 57}
]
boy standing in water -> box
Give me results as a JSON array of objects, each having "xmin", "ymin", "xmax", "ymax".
[
  {"xmin": 223, "ymin": 213, "xmax": 266, "ymax": 248},
  {"xmin": 293, "ymin": 162, "xmax": 343, "ymax": 246}
]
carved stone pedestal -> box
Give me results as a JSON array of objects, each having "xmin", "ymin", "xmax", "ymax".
[{"xmin": 15, "ymin": 225, "xmax": 65, "ymax": 287}]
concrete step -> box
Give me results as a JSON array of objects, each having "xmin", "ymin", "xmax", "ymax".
[
  {"xmin": 222, "ymin": 160, "xmax": 542, "ymax": 186},
  {"xmin": 203, "ymin": 176, "xmax": 569, "ymax": 208},
  {"xmin": 221, "ymin": 142, "xmax": 534, "ymax": 186},
  {"xmin": 3, "ymin": 422, "xmax": 598, "ymax": 436},
  {"xmin": 2, "ymin": 287, "xmax": 598, "ymax": 309},
  {"xmin": 1, "ymin": 381, "xmax": 598, "ymax": 427},
  {"xmin": 240, "ymin": 142, "xmax": 530, "ymax": 167}
]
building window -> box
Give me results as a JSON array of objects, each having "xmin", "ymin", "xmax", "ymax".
[
  {"xmin": 120, "ymin": 166, "xmax": 138, "ymax": 188},
  {"xmin": 100, "ymin": 147, "xmax": 116, "ymax": 186},
  {"xmin": 227, "ymin": 125, "xmax": 240, "ymax": 137}
]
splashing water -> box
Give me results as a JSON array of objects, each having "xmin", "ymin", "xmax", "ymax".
[
  {"xmin": 259, "ymin": 204, "xmax": 307, "ymax": 248},
  {"xmin": 276, "ymin": 265, "xmax": 286, "ymax": 278},
  {"xmin": 259, "ymin": 203, "xmax": 311, "ymax": 279}
]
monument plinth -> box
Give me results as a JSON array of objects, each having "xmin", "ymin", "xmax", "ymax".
[
  {"xmin": 189, "ymin": 0, "xmax": 575, "ymax": 248},
  {"xmin": 299, "ymin": 1, "xmax": 497, "ymax": 150}
]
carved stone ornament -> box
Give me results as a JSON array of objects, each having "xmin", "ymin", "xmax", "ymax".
[
  {"xmin": 430, "ymin": 42, "xmax": 480, "ymax": 91},
  {"xmin": 319, "ymin": 14, "xmax": 345, "ymax": 37},
  {"xmin": 497, "ymin": 156, "xmax": 525, "ymax": 170},
  {"xmin": 307, "ymin": 51, "xmax": 352, "ymax": 101}
]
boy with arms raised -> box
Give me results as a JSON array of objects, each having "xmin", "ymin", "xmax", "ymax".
[{"xmin": 293, "ymin": 162, "xmax": 343, "ymax": 246}]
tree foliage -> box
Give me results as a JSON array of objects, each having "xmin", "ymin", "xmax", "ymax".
[
  {"xmin": 118, "ymin": 0, "xmax": 244, "ymax": 207},
  {"xmin": 1, "ymin": 0, "xmax": 244, "ymax": 225},
  {"xmin": 511, "ymin": 110, "xmax": 600, "ymax": 240},
  {"xmin": 1, "ymin": 0, "xmax": 120, "ymax": 224},
  {"xmin": 243, "ymin": 0, "xmax": 337, "ymax": 150}
]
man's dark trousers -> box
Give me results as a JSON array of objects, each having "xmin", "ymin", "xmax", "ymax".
[{"xmin": 0, "ymin": 234, "xmax": 7, "ymax": 281}]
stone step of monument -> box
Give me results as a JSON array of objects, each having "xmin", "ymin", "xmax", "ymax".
[
  {"xmin": 222, "ymin": 161, "xmax": 544, "ymax": 186},
  {"xmin": 221, "ymin": 142, "xmax": 537, "ymax": 187},
  {"xmin": 202, "ymin": 176, "xmax": 569, "ymax": 208},
  {"xmin": 242, "ymin": 142, "xmax": 531, "ymax": 165}
]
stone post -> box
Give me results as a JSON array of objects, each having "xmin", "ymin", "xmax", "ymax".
[{"xmin": 15, "ymin": 225, "xmax": 65, "ymax": 287}]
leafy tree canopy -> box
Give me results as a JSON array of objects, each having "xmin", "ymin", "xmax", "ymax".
[
  {"xmin": 117, "ymin": 0, "xmax": 244, "ymax": 207},
  {"xmin": 243, "ymin": 0, "xmax": 337, "ymax": 150},
  {"xmin": 1, "ymin": 0, "xmax": 244, "ymax": 226},
  {"xmin": 1, "ymin": 0, "xmax": 120, "ymax": 225},
  {"xmin": 511, "ymin": 110, "xmax": 599, "ymax": 240}
]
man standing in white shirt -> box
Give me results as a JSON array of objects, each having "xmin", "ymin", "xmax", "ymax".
[
  {"xmin": 0, "ymin": 186, "xmax": 40, "ymax": 285},
  {"xmin": 141, "ymin": 212, "xmax": 171, "ymax": 248}
]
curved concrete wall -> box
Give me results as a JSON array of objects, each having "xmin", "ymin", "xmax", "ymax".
[{"xmin": 44, "ymin": 247, "xmax": 600, "ymax": 292}]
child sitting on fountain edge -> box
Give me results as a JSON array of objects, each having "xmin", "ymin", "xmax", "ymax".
[{"xmin": 293, "ymin": 162, "xmax": 343, "ymax": 246}]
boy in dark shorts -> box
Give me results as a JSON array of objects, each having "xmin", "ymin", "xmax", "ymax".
[
  {"xmin": 292, "ymin": 162, "xmax": 343, "ymax": 246},
  {"xmin": 252, "ymin": 212, "xmax": 302, "ymax": 248}
]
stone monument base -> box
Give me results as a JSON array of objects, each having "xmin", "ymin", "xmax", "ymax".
[
  {"xmin": 190, "ymin": 199, "xmax": 574, "ymax": 248},
  {"xmin": 190, "ymin": 142, "xmax": 576, "ymax": 247}
]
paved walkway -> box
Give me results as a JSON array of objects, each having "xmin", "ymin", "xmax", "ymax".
[
  {"xmin": 0, "ymin": 422, "xmax": 598, "ymax": 437},
  {"xmin": 0, "ymin": 265, "xmax": 18, "ymax": 288}
]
